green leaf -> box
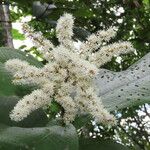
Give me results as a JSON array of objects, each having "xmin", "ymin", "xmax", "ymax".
[
  {"xmin": 0, "ymin": 96, "xmax": 48, "ymax": 127},
  {"xmin": 0, "ymin": 47, "xmax": 43, "ymax": 67},
  {"xmin": 0, "ymin": 123, "xmax": 78, "ymax": 150},
  {"xmin": 95, "ymin": 52, "xmax": 150, "ymax": 111},
  {"xmin": 73, "ymin": 115, "xmax": 91, "ymax": 129},
  {"xmin": 79, "ymin": 138, "xmax": 129, "ymax": 150},
  {"xmin": 12, "ymin": 29, "xmax": 25, "ymax": 40},
  {"xmin": 0, "ymin": 62, "xmax": 18, "ymax": 96}
]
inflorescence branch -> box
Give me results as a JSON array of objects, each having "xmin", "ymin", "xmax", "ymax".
[{"xmin": 5, "ymin": 13, "xmax": 135, "ymax": 126}]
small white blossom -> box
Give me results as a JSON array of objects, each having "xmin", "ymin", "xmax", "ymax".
[{"xmin": 5, "ymin": 13, "xmax": 135, "ymax": 126}]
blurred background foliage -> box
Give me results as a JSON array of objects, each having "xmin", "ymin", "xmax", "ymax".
[{"xmin": 0, "ymin": 0, "xmax": 150, "ymax": 150}]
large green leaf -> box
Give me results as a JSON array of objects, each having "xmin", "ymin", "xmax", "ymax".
[
  {"xmin": 95, "ymin": 52, "xmax": 150, "ymax": 111},
  {"xmin": 79, "ymin": 138, "xmax": 129, "ymax": 150},
  {"xmin": 0, "ymin": 96, "xmax": 78, "ymax": 150},
  {"xmin": 0, "ymin": 47, "xmax": 43, "ymax": 67},
  {"xmin": 0, "ymin": 123, "xmax": 78, "ymax": 150},
  {"xmin": 0, "ymin": 96, "xmax": 48, "ymax": 127},
  {"xmin": 0, "ymin": 62, "xmax": 16, "ymax": 96}
]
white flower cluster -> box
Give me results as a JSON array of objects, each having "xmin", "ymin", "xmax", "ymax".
[
  {"xmin": 89, "ymin": 41, "xmax": 135, "ymax": 67},
  {"xmin": 56, "ymin": 13, "xmax": 75, "ymax": 50},
  {"xmin": 22, "ymin": 24, "xmax": 54, "ymax": 61},
  {"xmin": 80, "ymin": 27, "xmax": 117, "ymax": 59},
  {"xmin": 5, "ymin": 13, "xmax": 135, "ymax": 125}
]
